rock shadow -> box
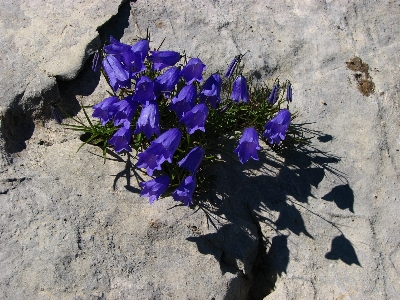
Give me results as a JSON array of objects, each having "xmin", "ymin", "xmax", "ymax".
[{"xmin": 57, "ymin": 0, "xmax": 132, "ymax": 118}]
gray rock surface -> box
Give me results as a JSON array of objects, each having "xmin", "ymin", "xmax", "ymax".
[{"xmin": 1, "ymin": 0, "xmax": 400, "ymax": 299}]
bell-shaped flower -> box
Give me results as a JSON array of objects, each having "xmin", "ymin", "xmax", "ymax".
[
  {"xmin": 113, "ymin": 96, "xmax": 140, "ymax": 126},
  {"xmin": 104, "ymin": 36, "xmax": 131, "ymax": 57},
  {"xmin": 136, "ymin": 128, "xmax": 182, "ymax": 175},
  {"xmin": 172, "ymin": 175, "xmax": 197, "ymax": 206},
  {"xmin": 268, "ymin": 83, "xmax": 280, "ymax": 105},
  {"xmin": 135, "ymin": 102, "xmax": 161, "ymax": 140},
  {"xmin": 286, "ymin": 83, "xmax": 292, "ymax": 102},
  {"xmin": 148, "ymin": 50, "xmax": 181, "ymax": 71},
  {"xmin": 263, "ymin": 109, "xmax": 291, "ymax": 145},
  {"xmin": 178, "ymin": 146, "xmax": 205, "ymax": 174},
  {"xmin": 131, "ymin": 39, "xmax": 149, "ymax": 62},
  {"xmin": 132, "ymin": 76, "xmax": 156, "ymax": 105},
  {"xmin": 139, "ymin": 175, "xmax": 171, "ymax": 204},
  {"xmin": 102, "ymin": 55, "xmax": 131, "ymax": 92},
  {"xmin": 169, "ymin": 85, "xmax": 197, "ymax": 119},
  {"xmin": 233, "ymin": 127, "xmax": 260, "ymax": 164},
  {"xmin": 230, "ymin": 75, "xmax": 249, "ymax": 103},
  {"xmin": 224, "ymin": 56, "xmax": 238, "ymax": 78},
  {"xmin": 200, "ymin": 74, "xmax": 222, "ymax": 108},
  {"xmin": 92, "ymin": 96, "xmax": 118, "ymax": 125},
  {"xmin": 108, "ymin": 123, "xmax": 132, "ymax": 153},
  {"xmin": 181, "ymin": 58, "xmax": 206, "ymax": 85},
  {"xmin": 153, "ymin": 128, "xmax": 182, "ymax": 162},
  {"xmin": 179, "ymin": 103, "xmax": 208, "ymax": 134},
  {"xmin": 154, "ymin": 67, "xmax": 181, "ymax": 96},
  {"xmin": 136, "ymin": 143, "xmax": 168, "ymax": 176},
  {"xmin": 105, "ymin": 37, "xmax": 148, "ymax": 77}
]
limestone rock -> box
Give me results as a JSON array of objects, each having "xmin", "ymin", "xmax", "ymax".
[{"xmin": 1, "ymin": 0, "xmax": 400, "ymax": 299}]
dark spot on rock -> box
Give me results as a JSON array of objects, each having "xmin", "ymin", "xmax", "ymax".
[{"xmin": 346, "ymin": 57, "xmax": 375, "ymax": 96}]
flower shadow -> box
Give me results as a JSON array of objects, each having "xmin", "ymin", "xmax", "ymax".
[{"xmin": 187, "ymin": 129, "xmax": 360, "ymax": 299}]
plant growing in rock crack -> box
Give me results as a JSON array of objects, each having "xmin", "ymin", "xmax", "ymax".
[{"xmin": 61, "ymin": 32, "xmax": 307, "ymax": 206}]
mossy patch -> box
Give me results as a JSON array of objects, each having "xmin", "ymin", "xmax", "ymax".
[{"xmin": 346, "ymin": 57, "xmax": 375, "ymax": 96}]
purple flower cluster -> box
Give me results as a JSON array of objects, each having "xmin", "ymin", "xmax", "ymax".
[{"xmin": 91, "ymin": 41, "xmax": 294, "ymax": 207}]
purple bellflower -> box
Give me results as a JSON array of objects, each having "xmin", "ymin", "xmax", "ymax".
[
  {"xmin": 102, "ymin": 55, "xmax": 131, "ymax": 92},
  {"xmin": 286, "ymin": 83, "xmax": 292, "ymax": 102},
  {"xmin": 135, "ymin": 102, "xmax": 161, "ymax": 140},
  {"xmin": 108, "ymin": 123, "xmax": 132, "ymax": 153},
  {"xmin": 136, "ymin": 128, "xmax": 182, "ymax": 175},
  {"xmin": 263, "ymin": 109, "xmax": 291, "ymax": 145},
  {"xmin": 154, "ymin": 128, "xmax": 182, "ymax": 162},
  {"xmin": 92, "ymin": 96, "xmax": 118, "ymax": 125},
  {"xmin": 139, "ymin": 175, "xmax": 171, "ymax": 204},
  {"xmin": 113, "ymin": 96, "xmax": 139, "ymax": 126},
  {"xmin": 136, "ymin": 143, "xmax": 168, "ymax": 176},
  {"xmin": 233, "ymin": 127, "xmax": 260, "ymax": 164},
  {"xmin": 181, "ymin": 58, "xmax": 206, "ymax": 85},
  {"xmin": 148, "ymin": 50, "xmax": 181, "ymax": 71},
  {"xmin": 105, "ymin": 37, "xmax": 148, "ymax": 77},
  {"xmin": 200, "ymin": 74, "xmax": 222, "ymax": 108},
  {"xmin": 179, "ymin": 103, "xmax": 209, "ymax": 134},
  {"xmin": 224, "ymin": 56, "xmax": 238, "ymax": 78},
  {"xmin": 172, "ymin": 175, "xmax": 197, "ymax": 206},
  {"xmin": 178, "ymin": 146, "xmax": 205, "ymax": 174},
  {"xmin": 131, "ymin": 39, "xmax": 150, "ymax": 62},
  {"xmin": 104, "ymin": 36, "xmax": 131, "ymax": 56},
  {"xmin": 268, "ymin": 83, "xmax": 280, "ymax": 105},
  {"xmin": 230, "ymin": 75, "xmax": 249, "ymax": 103},
  {"xmin": 154, "ymin": 67, "xmax": 181, "ymax": 96},
  {"xmin": 133, "ymin": 76, "xmax": 156, "ymax": 105},
  {"xmin": 169, "ymin": 85, "xmax": 197, "ymax": 119}
]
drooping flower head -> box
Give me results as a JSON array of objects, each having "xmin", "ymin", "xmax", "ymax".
[
  {"xmin": 136, "ymin": 128, "xmax": 182, "ymax": 175},
  {"xmin": 181, "ymin": 58, "xmax": 206, "ymax": 85},
  {"xmin": 105, "ymin": 37, "xmax": 148, "ymax": 77},
  {"xmin": 92, "ymin": 96, "xmax": 119, "ymax": 125},
  {"xmin": 169, "ymin": 84, "xmax": 197, "ymax": 119},
  {"xmin": 108, "ymin": 123, "xmax": 132, "ymax": 153},
  {"xmin": 224, "ymin": 56, "xmax": 238, "ymax": 78},
  {"xmin": 172, "ymin": 175, "xmax": 197, "ymax": 206},
  {"xmin": 286, "ymin": 82, "xmax": 292, "ymax": 102},
  {"xmin": 136, "ymin": 143, "xmax": 168, "ymax": 176},
  {"xmin": 102, "ymin": 55, "xmax": 131, "ymax": 92},
  {"xmin": 178, "ymin": 146, "xmax": 205, "ymax": 174},
  {"xmin": 154, "ymin": 128, "xmax": 182, "ymax": 162},
  {"xmin": 200, "ymin": 74, "xmax": 222, "ymax": 108},
  {"xmin": 131, "ymin": 39, "xmax": 150, "ymax": 62},
  {"xmin": 179, "ymin": 103, "xmax": 208, "ymax": 134},
  {"xmin": 268, "ymin": 83, "xmax": 280, "ymax": 105},
  {"xmin": 230, "ymin": 75, "xmax": 249, "ymax": 103},
  {"xmin": 148, "ymin": 50, "xmax": 181, "ymax": 71},
  {"xmin": 113, "ymin": 96, "xmax": 140, "ymax": 127},
  {"xmin": 154, "ymin": 67, "xmax": 181, "ymax": 96},
  {"xmin": 133, "ymin": 76, "xmax": 156, "ymax": 105},
  {"xmin": 135, "ymin": 102, "xmax": 161, "ymax": 140},
  {"xmin": 263, "ymin": 109, "xmax": 291, "ymax": 145},
  {"xmin": 139, "ymin": 175, "xmax": 171, "ymax": 204},
  {"xmin": 233, "ymin": 127, "xmax": 260, "ymax": 164}
]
